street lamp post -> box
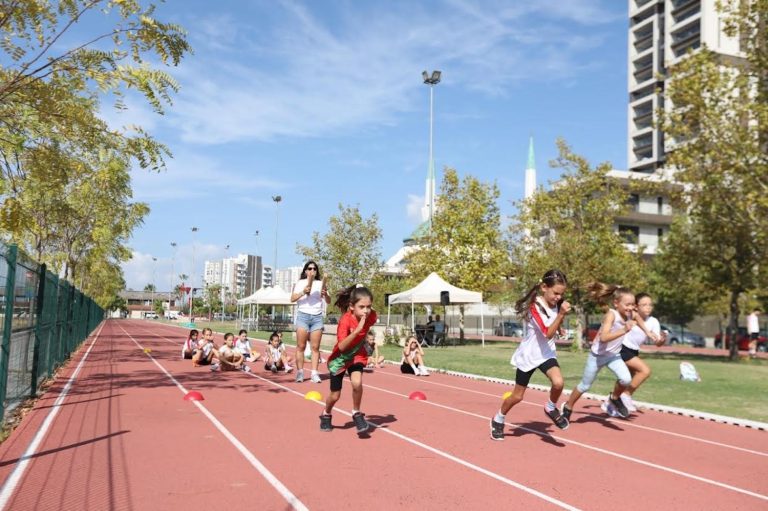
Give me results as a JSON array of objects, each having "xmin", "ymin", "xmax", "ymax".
[
  {"xmin": 152, "ymin": 257, "xmax": 157, "ymax": 313},
  {"xmin": 253, "ymin": 230, "xmax": 260, "ymax": 294},
  {"xmin": 170, "ymin": 241, "xmax": 177, "ymax": 317},
  {"xmin": 422, "ymin": 69, "xmax": 441, "ymax": 233},
  {"xmin": 190, "ymin": 226, "xmax": 199, "ymax": 317},
  {"xmin": 271, "ymin": 196, "xmax": 282, "ymax": 287},
  {"xmin": 222, "ymin": 244, "xmax": 229, "ymax": 323}
]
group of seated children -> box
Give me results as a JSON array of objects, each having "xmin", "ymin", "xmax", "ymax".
[
  {"xmin": 182, "ymin": 328, "xmax": 295, "ymax": 374},
  {"xmin": 182, "ymin": 328, "xmax": 427, "ymax": 377}
]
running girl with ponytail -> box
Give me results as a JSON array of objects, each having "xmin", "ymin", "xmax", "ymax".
[
  {"xmin": 561, "ymin": 283, "xmax": 659, "ymax": 421},
  {"xmin": 320, "ymin": 285, "xmax": 377, "ymax": 435},
  {"xmin": 490, "ymin": 269, "xmax": 571, "ymax": 441}
]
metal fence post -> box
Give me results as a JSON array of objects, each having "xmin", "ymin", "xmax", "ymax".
[
  {"xmin": 0, "ymin": 244, "xmax": 18, "ymax": 418},
  {"xmin": 30, "ymin": 263, "xmax": 46, "ymax": 393}
]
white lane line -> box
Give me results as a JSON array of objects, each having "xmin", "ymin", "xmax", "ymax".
[
  {"xmin": 134, "ymin": 324, "xmax": 768, "ymax": 501},
  {"xmin": 117, "ymin": 323, "xmax": 308, "ymax": 511},
  {"xmin": 0, "ymin": 322, "xmax": 105, "ymax": 511},
  {"xmin": 241, "ymin": 371, "xmax": 580, "ymax": 511},
  {"xmin": 133, "ymin": 323, "xmax": 580, "ymax": 509},
  {"xmin": 364, "ymin": 382, "xmax": 768, "ymax": 503},
  {"xmin": 377, "ymin": 371, "xmax": 768, "ymax": 458}
]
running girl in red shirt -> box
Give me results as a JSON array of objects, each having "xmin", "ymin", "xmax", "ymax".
[{"xmin": 320, "ymin": 285, "xmax": 377, "ymax": 434}]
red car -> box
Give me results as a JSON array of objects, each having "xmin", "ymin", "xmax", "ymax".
[{"xmin": 714, "ymin": 327, "xmax": 767, "ymax": 351}]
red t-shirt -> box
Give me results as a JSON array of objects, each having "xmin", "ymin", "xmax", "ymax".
[{"xmin": 327, "ymin": 310, "xmax": 378, "ymax": 375}]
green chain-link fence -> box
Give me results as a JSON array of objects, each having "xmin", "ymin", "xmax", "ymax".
[{"xmin": 0, "ymin": 243, "xmax": 103, "ymax": 419}]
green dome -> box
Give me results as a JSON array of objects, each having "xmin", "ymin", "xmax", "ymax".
[{"xmin": 403, "ymin": 220, "xmax": 430, "ymax": 245}]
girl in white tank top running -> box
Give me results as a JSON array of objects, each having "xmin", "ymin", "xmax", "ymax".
[{"xmin": 561, "ymin": 282, "xmax": 658, "ymax": 421}]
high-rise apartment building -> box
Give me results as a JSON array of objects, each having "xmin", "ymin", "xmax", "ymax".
[
  {"xmin": 620, "ymin": 0, "xmax": 742, "ymax": 254},
  {"xmin": 203, "ymin": 253, "xmax": 262, "ymax": 297},
  {"xmin": 276, "ymin": 266, "xmax": 302, "ymax": 293}
]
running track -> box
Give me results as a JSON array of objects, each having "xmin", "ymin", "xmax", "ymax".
[{"xmin": 0, "ymin": 320, "xmax": 765, "ymax": 510}]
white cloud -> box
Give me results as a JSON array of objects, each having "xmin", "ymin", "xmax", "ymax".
[
  {"xmin": 130, "ymin": 151, "xmax": 289, "ymax": 202},
  {"xmin": 166, "ymin": 1, "xmax": 620, "ymax": 144}
]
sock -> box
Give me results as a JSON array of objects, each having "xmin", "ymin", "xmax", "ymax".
[
  {"xmin": 494, "ymin": 411, "xmax": 505, "ymax": 423},
  {"xmin": 311, "ymin": 369, "xmax": 318, "ymax": 376},
  {"xmin": 545, "ymin": 400, "xmax": 556, "ymax": 412},
  {"xmin": 410, "ymin": 364, "xmax": 418, "ymax": 372},
  {"xmin": 352, "ymin": 409, "xmax": 360, "ymax": 415}
]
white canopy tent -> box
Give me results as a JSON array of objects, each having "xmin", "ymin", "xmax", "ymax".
[
  {"xmin": 236, "ymin": 286, "xmax": 294, "ymax": 330},
  {"xmin": 387, "ymin": 272, "xmax": 486, "ymax": 345}
]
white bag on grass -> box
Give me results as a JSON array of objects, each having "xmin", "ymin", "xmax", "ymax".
[{"xmin": 679, "ymin": 361, "xmax": 701, "ymax": 382}]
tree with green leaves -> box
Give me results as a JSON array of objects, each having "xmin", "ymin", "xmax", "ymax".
[
  {"xmin": 296, "ymin": 204, "xmax": 383, "ymax": 296},
  {"xmin": 657, "ymin": 1, "xmax": 768, "ymax": 359},
  {"xmin": 0, "ymin": 0, "xmax": 190, "ymax": 306},
  {"xmin": 406, "ymin": 168, "xmax": 509, "ymax": 339},
  {"xmin": 509, "ymin": 140, "xmax": 648, "ymax": 348}
]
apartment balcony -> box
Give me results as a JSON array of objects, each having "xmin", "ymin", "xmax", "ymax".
[
  {"xmin": 615, "ymin": 209, "xmax": 674, "ymax": 226},
  {"xmin": 630, "ymin": 0, "xmax": 659, "ymax": 24}
]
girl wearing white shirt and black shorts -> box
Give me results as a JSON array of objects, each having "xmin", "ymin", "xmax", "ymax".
[
  {"xmin": 490, "ymin": 269, "xmax": 572, "ymax": 441},
  {"xmin": 291, "ymin": 261, "xmax": 330, "ymax": 383}
]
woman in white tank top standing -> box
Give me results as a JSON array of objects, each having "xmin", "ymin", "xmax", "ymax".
[
  {"xmin": 291, "ymin": 261, "xmax": 330, "ymax": 383},
  {"xmin": 561, "ymin": 282, "xmax": 659, "ymax": 421}
]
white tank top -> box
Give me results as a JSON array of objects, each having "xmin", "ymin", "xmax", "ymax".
[
  {"xmin": 591, "ymin": 309, "xmax": 627, "ymax": 356},
  {"xmin": 512, "ymin": 297, "xmax": 559, "ymax": 372},
  {"xmin": 293, "ymin": 278, "xmax": 325, "ymax": 315},
  {"xmin": 622, "ymin": 316, "xmax": 660, "ymax": 351}
]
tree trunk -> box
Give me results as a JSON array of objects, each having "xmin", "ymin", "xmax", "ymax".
[
  {"xmin": 459, "ymin": 304, "xmax": 465, "ymax": 342},
  {"xmin": 572, "ymin": 305, "xmax": 585, "ymax": 352},
  {"xmin": 728, "ymin": 289, "xmax": 740, "ymax": 361}
]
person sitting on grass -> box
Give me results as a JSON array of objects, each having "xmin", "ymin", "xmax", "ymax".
[
  {"xmin": 192, "ymin": 328, "xmax": 216, "ymax": 366},
  {"xmin": 264, "ymin": 332, "xmax": 293, "ymax": 374},
  {"xmin": 211, "ymin": 332, "xmax": 248, "ymax": 372},
  {"xmin": 365, "ymin": 330, "xmax": 385, "ymax": 369},
  {"xmin": 400, "ymin": 335, "xmax": 429, "ymax": 376}
]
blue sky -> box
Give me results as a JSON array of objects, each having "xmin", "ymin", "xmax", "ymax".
[{"xmin": 115, "ymin": 0, "xmax": 629, "ymax": 291}]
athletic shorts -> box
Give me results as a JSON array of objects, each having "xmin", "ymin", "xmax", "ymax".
[
  {"xmin": 183, "ymin": 351, "xmax": 193, "ymax": 360},
  {"xmin": 515, "ymin": 358, "xmax": 559, "ymax": 387},
  {"xmin": 330, "ymin": 363, "xmax": 364, "ymax": 392},
  {"xmin": 750, "ymin": 333, "xmax": 759, "ymax": 340},
  {"xmin": 620, "ymin": 345, "xmax": 640, "ymax": 362}
]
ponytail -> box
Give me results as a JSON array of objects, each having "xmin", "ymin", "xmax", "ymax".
[
  {"xmin": 335, "ymin": 284, "xmax": 373, "ymax": 312},
  {"xmin": 515, "ymin": 269, "xmax": 567, "ymax": 320},
  {"xmin": 587, "ymin": 281, "xmax": 632, "ymax": 305}
]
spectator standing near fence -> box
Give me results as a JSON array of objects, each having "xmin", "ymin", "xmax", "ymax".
[
  {"xmin": 748, "ymin": 309, "xmax": 761, "ymax": 358},
  {"xmin": 291, "ymin": 261, "xmax": 330, "ymax": 383}
]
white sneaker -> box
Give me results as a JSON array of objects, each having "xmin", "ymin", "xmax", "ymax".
[
  {"xmin": 310, "ymin": 372, "xmax": 322, "ymax": 384},
  {"xmin": 621, "ymin": 393, "xmax": 637, "ymax": 412},
  {"xmin": 210, "ymin": 362, "xmax": 220, "ymax": 372},
  {"xmin": 600, "ymin": 400, "xmax": 619, "ymax": 417},
  {"xmin": 284, "ymin": 365, "xmax": 294, "ymax": 374},
  {"xmin": 241, "ymin": 365, "xmax": 251, "ymax": 373},
  {"xmin": 295, "ymin": 369, "xmax": 304, "ymax": 383},
  {"xmin": 419, "ymin": 366, "xmax": 430, "ymax": 376}
]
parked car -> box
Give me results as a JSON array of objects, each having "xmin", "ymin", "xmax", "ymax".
[
  {"xmin": 494, "ymin": 321, "xmax": 523, "ymax": 337},
  {"xmin": 583, "ymin": 323, "xmax": 602, "ymax": 343},
  {"xmin": 144, "ymin": 311, "xmax": 158, "ymax": 319},
  {"xmin": 659, "ymin": 325, "xmax": 705, "ymax": 348},
  {"xmin": 714, "ymin": 327, "xmax": 768, "ymax": 351}
]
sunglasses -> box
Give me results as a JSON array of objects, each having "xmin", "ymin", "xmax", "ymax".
[{"xmin": 307, "ymin": 267, "xmax": 317, "ymax": 271}]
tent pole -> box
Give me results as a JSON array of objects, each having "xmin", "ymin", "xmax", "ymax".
[
  {"xmin": 411, "ymin": 301, "xmax": 415, "ymax": 332},
  {"xmin": 481, "ymin": 302, "xmax": 485, "ymax": 347}
]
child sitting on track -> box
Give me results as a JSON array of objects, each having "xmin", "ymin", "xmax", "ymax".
[
  {"xmin": 211, "ymin": 332, "xmax": 248, "ymax": 372},
  {"xmin": 181, "ymin": 329, "xmax": 199, "ymax": 359},
  {"xmin": 235, "ymin": 329, "xmax": 261, "ymax": 363},
  {"xmin": 264, "ymin": 332, "xmax": 293, "ymax": 374},
  {"xmin": 192, "ymin": 328, "xmax": 216, "ymax": 366}
]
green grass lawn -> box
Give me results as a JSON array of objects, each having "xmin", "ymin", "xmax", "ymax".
[{"xmin": 376, "ymin": 342, "xmax": 768, "ymax": 423}]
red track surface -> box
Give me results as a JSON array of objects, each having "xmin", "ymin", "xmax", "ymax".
[{"xmin": 0, "ymin": 319, "xmax": 766, "ymax": 510}]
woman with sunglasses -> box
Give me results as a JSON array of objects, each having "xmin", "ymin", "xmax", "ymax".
[{"xmin": 291, "ymin": 261, "xmax": 331, "ymax": 383}]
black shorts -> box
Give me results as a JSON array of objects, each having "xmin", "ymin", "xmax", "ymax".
[
  {"xmin": 400, "ymin": 362, "xmax": 419, "ymax": 374},
  {"xmin": 515, "ymin": 358, "xmax": 559, "ymax": 387},
  {"xmin": 183, "ymin": 351, "xmax": 193, "ymax": 360},
  {"xmin": 750, "ymin": 332, "xmax": 759, "ymax": 340},
  {"xmin": 621, "ymin": 345, "xmax": 640, "ymax": 362},
  {"xmin": 330, "ymin": 363, "xmax": 364, "ymax": 392}
]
